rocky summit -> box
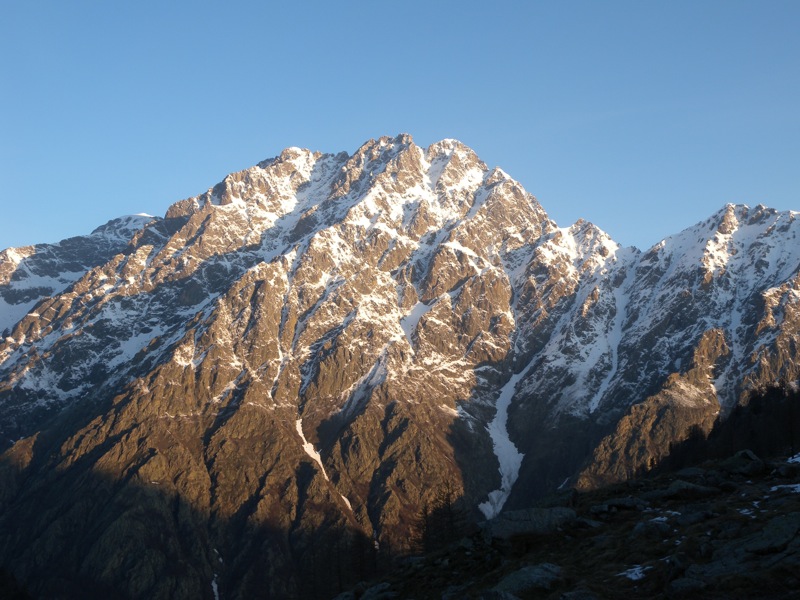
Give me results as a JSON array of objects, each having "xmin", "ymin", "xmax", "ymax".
[{"xmin": 1, "ymin": 134, "xmax": 800, "ymax": 598}]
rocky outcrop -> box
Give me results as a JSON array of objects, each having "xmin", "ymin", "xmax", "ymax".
[
  {"xmin": 576, "ymin": 329, "xmax": 728, "ymax": 490},
  {"xmin": 338, "ymin": 451, "xmax": 800, "ymax": 599}
]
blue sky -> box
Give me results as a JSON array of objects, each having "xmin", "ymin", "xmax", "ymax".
[{"xmin": 2, "ymin": 1, "xmax": 798, "ymax": 250}]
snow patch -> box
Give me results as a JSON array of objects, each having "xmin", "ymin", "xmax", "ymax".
[
  {"xmin": 439, "ymin": 404, "xmax": 459, "ymax": 417},
  {"xmin": 479, "ymin": 369, "xmax": 526, "ymax": 519},
  {"xmin": 400, "ymin": 301, "xmax": 433, "ymax": 346},
  {"xmin": 211, "ymin": 574, "xmax": 220, "ymax": 600},
  {"xmin": 617, "ymin": 565, "xmax": 652, "ymax": 581},
  {"xmin": 106, "ymin": 329, "xmax": 163, "ymax": 369},
  {"xmin": 587, "ymin": 253, "xmax": 635, "ymax": 412},
  {"xmin": 295, "ymin": 418, "xmax": 329, "ymax": 481},
  {"xmin": 0, "ymin": 270, "xmax": 86, "ymax": 332},
  {"xmin": 295, "ymin": 418, "xmax": 353, "ymax": 513},
  {"xmin": 770, "ymin": 484, "xmax": 800, "ymax": 494}
]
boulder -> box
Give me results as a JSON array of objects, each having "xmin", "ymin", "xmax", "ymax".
[
  {"xmin": 632, "ymin": 519, "xmax": 671, "ymax": 539},
  {"xmin": 720, "ymin": 449, "xmax": 766, "ymax": 476},
  {"xmin": 492, "ymin": 563, "xmax": 562, "ymax": 593},
  {"xmin": 360, "ymin": 582, "xmax": 398, "ymax": 600},
  {"xmin": 478, "ymin": 592, "xmax": 520, "ymax": 600},
  {"xmin": 745, "ymin": 512, "xmax": 800, "ymax": 555},
  {"xmin": 606, "ymin": 496, "xmax": 649, "ymax": 510},
  {"xmin": 676, "ymin": 466, "xmax": 706, "ymax": 478},
  {"xmin": 663, "ymin": 479, "xmax": 720, "ymax": 499},
  {"xmin": 669, "ymin": 577, "xmax": 707, "ymax": 594},
  {"xmin": 481, "ymin": 507, "xmax": 576, "ymax": 541}
]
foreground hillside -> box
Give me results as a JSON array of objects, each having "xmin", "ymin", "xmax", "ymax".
[{"xmin": 343, "ymin": 450, "xmax": 800, "ymax": 600}]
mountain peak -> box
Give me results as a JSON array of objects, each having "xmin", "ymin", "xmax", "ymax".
[{"xmin": 2, "ymin": 136, "xmax": 800, "ymax": 599}]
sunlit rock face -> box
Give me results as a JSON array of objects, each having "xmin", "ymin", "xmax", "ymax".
[{"xmin": 2, "ymin": 135, "xmax": 800, "ymax": 598}]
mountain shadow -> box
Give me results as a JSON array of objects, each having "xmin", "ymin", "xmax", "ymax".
[
  {"xmin": 411, "ymin": 479, "xmax": 472, "ymax": 555},
  {"xmin": 652, "ymin": 383, "xmax": 800, "ymax": 475},
  {"xmin": 0, "ymin": 402, "xmax": 395, "ymax": 600}
]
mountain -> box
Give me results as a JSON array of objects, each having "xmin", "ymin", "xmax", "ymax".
[
  {"xmin": 0, "ymin": 214, "xmax": 157, "ymax": 334},
  {"xmin": 1, "ymin": 134, "xmax": 799, "ymax": 598}
]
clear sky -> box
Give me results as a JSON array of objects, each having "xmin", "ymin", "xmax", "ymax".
[{"xmin": 2, "ymin": 1, "xmax": 798, "ymax": 251}]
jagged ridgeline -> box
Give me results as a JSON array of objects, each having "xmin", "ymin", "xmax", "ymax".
[{"xmin": 2, "ymin": 134, "xmax": 800, "ymax": 598}]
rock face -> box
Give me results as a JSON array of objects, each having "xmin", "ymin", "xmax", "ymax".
[{"xmin": 1, "ymin": 135, "xmax": 800, "ymax": 598}]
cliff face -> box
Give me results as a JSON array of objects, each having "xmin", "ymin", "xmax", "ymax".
[{"xmin": 1, "ymin": 135, "xmax": 800, "ymax": 598}]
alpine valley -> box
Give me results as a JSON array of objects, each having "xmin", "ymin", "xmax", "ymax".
[{"xmin": 2, "ymin": 135, "xmax": 800, "ymax": 599}]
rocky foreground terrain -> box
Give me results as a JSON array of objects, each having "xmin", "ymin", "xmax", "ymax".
[{"xmin": 340, "ymin": 450, "xmax": 800, "ymax": 600}]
